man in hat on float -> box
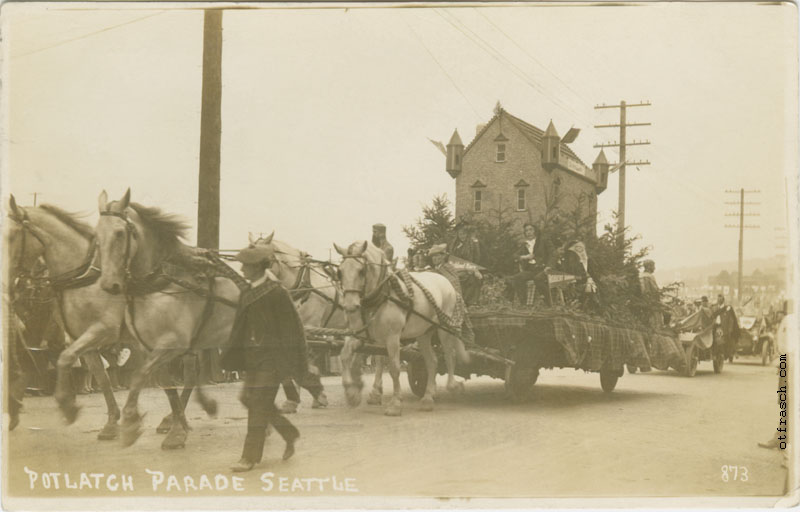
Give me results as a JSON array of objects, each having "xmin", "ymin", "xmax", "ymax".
[
  {"xmin": 372, "ymin": 223, "xmax": 395, "ymax": 263},
  {"xmin": 222, "ymin": 244, "xmax": 308, "ymax": 473},
  {"xmin": 448, "ymin": 220, "xmax": 484, "ymax": 305}
]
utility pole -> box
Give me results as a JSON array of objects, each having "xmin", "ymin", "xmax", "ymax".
[
  {"xmin": 594, "ymin": 100, "xmax": 652, "ymax": 240},
  {"xmin": 725, "ymin": 188, "xmax": 760, "ymax": 304},
  {"xmin": 196, "ymin": 9, "xmax": 224, "ymax": 385},
  {"xmin": 30, "ymin": 192, "xmax": 39, "ymax": 207},
  {"xmin": 197, "ymin": 9, "xmax": 223, "ymax": 250}
]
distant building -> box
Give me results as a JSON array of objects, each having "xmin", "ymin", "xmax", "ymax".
[{"xmin": 445, "ymin": 108, "xmax": 608, "ymax": 234}]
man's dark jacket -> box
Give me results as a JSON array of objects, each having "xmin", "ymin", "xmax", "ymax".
[
  {"xmin": 518, "ymin": 237, "xmax": 551, "ymax": 272},
  {"xmin": 221, "ymin": 279, "xmax": 308, "ymax": 381}
]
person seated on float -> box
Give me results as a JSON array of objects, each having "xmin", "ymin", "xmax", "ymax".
[
  {"xmin": 447, "ymin": 221, "xmax": 484, "ymax": 306},
  {"xmin": 428, "ymin": 243, "xmax": 464, "ymax": 297},
  {"xmin": 508, "ymin": 223, "xmax": 552, "ymax": 307}
]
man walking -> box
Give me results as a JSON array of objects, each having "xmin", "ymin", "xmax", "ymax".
[{"xmin": 222, "ymin": 244, "xmax": 308, "ymax": 473}]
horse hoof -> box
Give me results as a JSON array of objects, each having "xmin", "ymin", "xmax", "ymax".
[
  {"xmin": 203, "ymin": 399, "xmax": 218, "ymax": 418},
  {"xmin": 156, "ymin": 414, "xmax": 173, "ymax": 434},
  {"xmin": 62, "ymin": 403, "xmax": 81, "ymax": 425},
  {"xmin": 121, "ymin": 413, "xmax": 145, "ymax": 448},
  {"xmin": 161, "ymin": 428, "xmax": 187, "ymax": 450},
  {"xmin": 97, "ymin": 422, "xmax": 119, "ymax": 441},
  {"xmin": 345, "ymin": 386, "xmax": 362, "ymax": 408},
  {"xmin": 312, "ymin": 393, "xmax": 328, "ymax": 409},
  {"xmin": 121, "ymin": 423, "xmax": 143, "ymax": 448},
  {"xmin": 420, "ymin": 397, "xmax": 435, "ymax": 412},
  {"xmin": 280, "ymin": 400, "xmax": 299, "ymax": 414},
  {"xmin": 366, "ymin": 390, "xmax": 383, "ymax": 406},
  {"xmin": 384, "ymin": 405, "xmax": 402, "ymax": 417}
]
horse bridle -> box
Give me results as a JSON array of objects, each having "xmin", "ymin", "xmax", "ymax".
[
  {"xmin": 8, "ymin": 208, "xmax": 47, "ymax": 280},
  {"xmin": 339, "ymin": 254, "xmax": 389, "ymax": 310},
  {"xmin": 99, "ymin": 208, "xmax": 138, "ymax": 280}
]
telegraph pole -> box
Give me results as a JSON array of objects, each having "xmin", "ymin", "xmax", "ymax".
[
  {"xmin": 594, "ymin": 100, "xmax": 652, "ymax": 240},
  {"xmin": 725, "ymin": 188, "xmax": 760, "ymax": 304},
  {"xmin": 196, "ymin": 9, "xmax": 224, "ymax": 385},
  {"xmin": 197, "ymin": 9, "xmax": 223, "ymax": 250}
]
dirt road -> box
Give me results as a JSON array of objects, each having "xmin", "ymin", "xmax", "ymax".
[{"xmin": 3, "ymin": 355, "xmax": 788, "ymax": 504}]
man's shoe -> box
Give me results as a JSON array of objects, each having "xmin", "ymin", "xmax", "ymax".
[
  {"xmin": 283, "ymin": 434, "xmax": 299, "ymax": 461},
  {"xmin": 230, "ymin": 459, "xmax": 256, "ymax": 472}
]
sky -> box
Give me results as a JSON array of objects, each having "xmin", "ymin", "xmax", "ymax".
[{"xmin": 2, "ymin": 2, "xmax": 798, "ymax": 277}]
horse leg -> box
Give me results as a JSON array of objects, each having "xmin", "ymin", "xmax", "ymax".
[
  {"xmin": 339, "ymin": 336, "xmax": 364, "ymax": 407},
  {"xmin": 161, "ymin": 388, "xmax": 189, "ymax": 450},
  {"xmin": 416, "ymin": 332, "xmax": 437, "ymax": 412},
  {"xmin": 439, "ymin": 331, "xmax": 465, "ymax": 394},
  {"xmin": 120, "ymin": 348, "xmax": 180, "ymax": 448},
  {"xmin": 384, "ymin": 335, "xmax": 403, "ymax": 417},
  {"xmin": 83, "ymin": 351, "xmax": 121, "ymax": 440},
  {"xmin": 366, "ymin": 356, "xmax": 384, "ymax": 406},
  {"xmin": 54, "ymin": 324, "xmax": 113, "ymax": 424}
]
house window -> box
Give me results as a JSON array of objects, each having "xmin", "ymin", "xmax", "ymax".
[
  {"xmin": 496, "ymin": 144, "xmax": 506, "ymax": 162},
  {"xmin": 516, "ymin": 189, "xmax": 526, "ymax": 211},
  {"xmin": 455, "ymin": 154, "xmax": 460, "ymax": 165},
  {"xmin": 474, "ymin": 190, "xmax": 482, "ymax": 212},
  {"xmin": 551, "ymin": 147, "xmax": 557, "ymax": 158}
]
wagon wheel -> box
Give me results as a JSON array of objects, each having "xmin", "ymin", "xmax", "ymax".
[
  {"xmin": 406, "ymin": 357, "xmax": 428, "ymax": 398},
  {"xmin": 505, "ymin": 344, "xmax": 539, "ymax": 403},
  {"xmin": 600, "ymin": 368, "xmax": 620, "ymax": 392},
  {"xmin": 761, "ymin": 339, "xmax": 774, "ymax": 366},
  {"xmin": 684, "ymin": 344, "xmax": 698, "ymax": 377}
]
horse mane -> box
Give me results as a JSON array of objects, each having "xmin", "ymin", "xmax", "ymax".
[
  {"xmin": 347, "ymin": 240, "xmax": 386, "ymax": 264},
  {"xmin": 128, "ymin": 202, "xmax": 190, "ymax": 251},
  {"xmin": 269, "ymin": 239, "xmax": 303, "ymax": 262},
  {"xmin": 38, "ymin": 204, "xmax": 94, "ymax": 239}
]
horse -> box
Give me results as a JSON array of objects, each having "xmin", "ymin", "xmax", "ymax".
[
  {"xmin": 333, "ymin": 240, "xmax": 470, "ymax": 416},
  {"xmin": 95, "ymin": 189, "xmax": 241, "ymax": 448},
  {"xmin": 5, "ymin": 196, "xmax": 126, "ymax": 440}
]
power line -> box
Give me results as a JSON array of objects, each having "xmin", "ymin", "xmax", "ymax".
[
  {"xmin": 12, "ymin": 11, "xmax": 165, "ymax": 60},
  {"xmin": 403, "ymin": 18, "xmax": 481, "ymax": 119}
]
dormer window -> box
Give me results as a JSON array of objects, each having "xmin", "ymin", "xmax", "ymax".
[{"xmin": 496, "ymin": 144, "xmax": 506, "ymax": 163}]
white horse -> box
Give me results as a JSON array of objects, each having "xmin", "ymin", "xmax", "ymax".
[
  {"xmin": 334, "ymin": 241, "xmax": 469, "ymax": 416},
  {"xmin": 95, "ymin": 189, "xmax": 241, "ymax": 448},
  {"xmin": 5, "ymin": 197, "xmax": 127, "ymax": 439}
]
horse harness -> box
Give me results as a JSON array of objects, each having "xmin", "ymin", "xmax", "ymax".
[
  {"xmin": 9, "ymin": 208, "xmax": 102, "ymax": 341},
  {"xmin": 282, "ymin": 258, "xmax": 343, "ymax": 328},
  {"xmin": 339, "ymin": 254, "xmax": 468, "ymax": 342},
  {"xmin": 99, "ymin": 208, "xmax": 241, "ymax": 351}
]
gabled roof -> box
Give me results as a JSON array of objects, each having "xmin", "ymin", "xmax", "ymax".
[
  {"xmin": 593, "ymin": 149, "xmax": 608, "ymax": 165},
  {"xmin": 463, "ymin": 109, "xmax": 587, "ymax": 169}
]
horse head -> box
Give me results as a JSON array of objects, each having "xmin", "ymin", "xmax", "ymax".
[
  {"xmin": 333, "ymin": 240, "xmax": 391, "ymax": 318},
  {"xmin": 6, "ymin": 195, "xmax": 47, "ymax": 279},
  {"xmin": 95, "ymin": 189, "xmax": 137, "ymax": 295}
]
